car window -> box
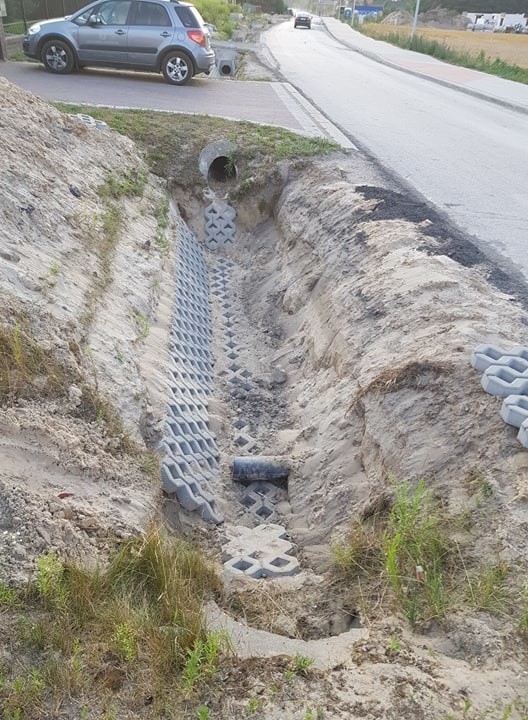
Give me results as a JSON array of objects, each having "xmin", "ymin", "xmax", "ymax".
[
  {"xmin": 175, "ymin": 5, "xmax": 203, "ymax": 28},
  {"xmin": 132, "ymin": 1, "xmax": 171, "ymax": 26},
  {"xmin": 83, "ymin": 0, "xmax": 132, "ymax": 26}
]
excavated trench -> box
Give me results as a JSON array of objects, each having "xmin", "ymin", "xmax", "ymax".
[
  {"xmin": 160, "ymin": 146, "xmax": 528, "ymax": 644},
  {"xmin": 160, "ymin": 148, "xmax": 371, "ymax": 640}
]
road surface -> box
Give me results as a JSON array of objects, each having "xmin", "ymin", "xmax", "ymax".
[{"xmin": 263, "ymin": 18, "xmax": 528, "ymax": 285}]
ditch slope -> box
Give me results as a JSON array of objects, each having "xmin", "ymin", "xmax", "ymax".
[{"xmin": 1, "ymin": 77, "xmax": 528, "ymax": 719}]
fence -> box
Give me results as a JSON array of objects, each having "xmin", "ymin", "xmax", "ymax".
[{"xmin": 3, "ymin": 0, "xmax": 87, "ymax": 32}]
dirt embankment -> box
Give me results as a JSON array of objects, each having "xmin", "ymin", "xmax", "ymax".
[
  {"xmin": 2, "ymin": 75, "xmax": 528, "ymax": 719},
  {"xmin": 0, "ymin": 78, "xmax": 173, "ymax": 583}
]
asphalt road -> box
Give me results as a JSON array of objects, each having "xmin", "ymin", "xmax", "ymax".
[
  {"xmin": 2, "ymin": 22, "xmax": 528, "ymax": 287},
  {"xmin": 263, "ymin": 18, "xmax": 528, "ymax": 285}
]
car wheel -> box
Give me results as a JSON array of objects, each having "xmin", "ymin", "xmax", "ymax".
[
  {"xmin": 162, "ymin": 51, "xmax": 193, "ymax": 85},
  {"xmin": 41, "ymin": 39, "xmax": 75, "ymax": 74}
]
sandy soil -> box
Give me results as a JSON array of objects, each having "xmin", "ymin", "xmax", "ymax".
[{"xmin": 2, "ymin": 75, "xmax": 528, "ymax": 719}]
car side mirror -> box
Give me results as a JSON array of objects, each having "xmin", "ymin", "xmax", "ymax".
[{"xmin": 88, "ymin": 14, "xmax": 102, "ymax": 25}]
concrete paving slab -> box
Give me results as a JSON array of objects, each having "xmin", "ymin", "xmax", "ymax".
[
  {"xmin": 205, "ymin": 601, "xmax": 367, "ymax": 670},
  {"xmin": 0, "ymin": 60, "xmax": 351, "ymax": 145}
]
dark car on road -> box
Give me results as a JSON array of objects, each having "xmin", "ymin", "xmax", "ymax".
[
  {"xmin": 23, "ymin": 0, "xmax": 215, "ymax": 85},
  {"xmin": 294, "ymin": 13, "xmax": 311, "ymax": 29}
]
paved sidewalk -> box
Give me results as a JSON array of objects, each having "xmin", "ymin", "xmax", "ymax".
[
  {"xmin": 323, "ymin": 17, "xmax": 528, "ymax": 115},
  {"xmin": 0, "ymin": 59, "xmax": 352, "ymax": 147}
]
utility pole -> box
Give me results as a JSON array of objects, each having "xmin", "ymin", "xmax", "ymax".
[
  {"xmin": 351, "ymin": 0, "xmax": 356, "ymax": 27},
  {"xmin": 411, "ymin": 0, "xmax": 421, "ymax": 41},
  {"xmin": 0, "ymin": 0, "xmax": 7, "ymax": 61}
]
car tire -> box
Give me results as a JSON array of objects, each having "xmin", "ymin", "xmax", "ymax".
[
  {"xmin": 41, "ymin": 39, "xmax": 75, "ymax": 74},
  {"xmin": 162, "ymin": 50, "xmax": 193, "ymax": 85}
]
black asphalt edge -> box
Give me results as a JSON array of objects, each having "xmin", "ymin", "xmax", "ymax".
[{"xmin": 322, "ymin": 19, "xmax": 528, "ymax": 118}]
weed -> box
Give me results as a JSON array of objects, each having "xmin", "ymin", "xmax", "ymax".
[
  {"xmin": 112, "ymin": 621, "xmax": 137, "ymax": 662},
  {"xmin": 283, "ymin": 668, "xmax": 294, "ymax": 682},
  {"xmin": 0, "ymin": 320, "xmax": 69, "ymax": 402},
  {"xmin": 290, "ymin": 653, "xmax": 314, "ymax": 676},
  {"xmin": 302, "ymin": 709, "xmax": 324, "ymax": 720},
  {"xmin": 466, "ymin": 560, "xmax": 508, "ymax": 613},
  {"xmin": 103, "ymin": 703, "xmax": 118, "ymax": 720},
  {"xmin": 139, "ymin": 450, "xmax": 161, "ymax": 479},
  {"xmin": 97, "ymin": 169, "xmax": 148, "ymax": 200},
  {"xmin": 154, "ymin": 198, "xmax": 171, "ymax": 252},
  {"xmin": 387, "ymin": 635, "xmax": 401, "ymax": 654},
  {"xmin": 246, "ymin": 697, "xmax": 260, "ymax": 715},
  {"xmin": 35, "ymin": 552, "xmax": 68, "ymax": 610},
  {"xmin": 134, "ymin": 312, "xmax": 150, "ymax": 341},
  {"xmin": 332, "ymin": 520, "xmax": 383, "ymax": 578},
  {"xmin": 332, "ymin": 478, "xmax": 485, "ymax": 627},
  {"xmin": 2, "ymin": 668, "xmax": 44, "ymax": 718},
  {"xmin": 0, "ymin": 582, "xmax": 18, "ymax": 608},
  {"xmin": 182, "ymin": 631, "xmax": 226, "ymax": 691},
  {"xmin": 197, "ymin": 706, "xmax": 211, "ymax": 720},
  {"xmin": 466, "ymin": 468, "xmax": 493, "ymax": 501},
  {"xmin": 49, "ymin": 261, "xmax": 59, "ymax": 276},
  {"xmin": 381, "ymin": 480, "xmax": 450, "ymax": 625},
  {"xmin": 2, "ymin": 524, "xmax": 222, "ymax": 717},
  {"xmin": 520, "ymin": 581, "xmax": 528, "ymax": 636}
]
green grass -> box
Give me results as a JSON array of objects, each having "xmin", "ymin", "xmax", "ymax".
[
  {"xmin": 0, "ymin": 525, "xmax": 223, "ymax": 717},
  {"xmin": 97, "ymin": 168, "xmax": 148, "ymax": 200},
  {"xmin": 332, "ymin": 478, "xmax": 523, "ymax": 629},
  {"xmin": 359, "ymin": 26, "xmax": 528, "ymax": 84},
  {"xmin": 382, "ymin": 480, "xmax": 450, "ymax": 624},
  {"xmin": 53, "ymin": 104, "xmax": 340, "ymax": 190}
]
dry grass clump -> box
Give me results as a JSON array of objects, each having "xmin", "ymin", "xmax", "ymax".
[
  {"xmin": 0, "ymin": 321, "xmax": 72, "ymax": 402},
  {"xmin": 348, "ymin": 360, "xmax": 454, "ymax": 417},
  {"xmin": 0, "ymin": 524, "xmax": 225, "ymax": 719}
]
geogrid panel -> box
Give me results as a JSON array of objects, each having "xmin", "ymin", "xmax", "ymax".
[
  {"xmin": 222, "ymin": 524, "xmax": 300, "ymax": 579},
  {"xmin": 161, "ymin": 219, "xmax": 222, "ymax": 524},
  {"xmin": 471, "ymin": 344, "xmax": 528, "ymax": 373},
  {"xmin": 240, "ymin": 481, "xmax": 288, "ymax": 523},
  {"xmin": 209, "ymin": 256, "xmax": 299, "ymax": 578},
  {"xmin": 210, "ymin": 259, "xmax": 260, "ymax": 456},
  {"xmin": 473, "ymin": 344, "xmax": 528, "ymax": 451},
  {"xmin": 204, "ymin": 202, "xmax": 237, "ymax": 250}
]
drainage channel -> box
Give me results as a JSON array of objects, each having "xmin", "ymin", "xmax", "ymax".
[{"xmin": 160, "ymin": 148, "xmax": 300, "ymax": 579}]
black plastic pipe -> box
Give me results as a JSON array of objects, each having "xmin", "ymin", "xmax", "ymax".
[{"xmin": 232, "ymin": 456, "xmax": 289, "ymax": 488}]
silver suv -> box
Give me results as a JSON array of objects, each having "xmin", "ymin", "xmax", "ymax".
[{"xmin": 23, "ymin": 0, "xmax": 215, "ymax": 85}]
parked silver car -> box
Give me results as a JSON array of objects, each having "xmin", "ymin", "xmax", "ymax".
[{"xmin": 23, "ymin": 0, "xmax": 215, "ymax": 85}]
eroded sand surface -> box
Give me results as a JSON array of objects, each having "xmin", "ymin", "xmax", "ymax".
[{"xmin": 1, "ymin": 77, "xmax": 528, "ymax": 718}]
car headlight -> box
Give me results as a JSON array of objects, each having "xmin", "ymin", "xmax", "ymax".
[{"xmin": 27, "ymin": 24, "xmax": 42, "ymax": 35}]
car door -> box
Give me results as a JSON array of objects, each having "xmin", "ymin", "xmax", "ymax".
[
  {"xmin": 127, "ymin": 0, "xmax": 174, "ymax": 69},
  {"xmin": 75, "ymin": 0, "xmax": 132, "ymax": 65}
]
